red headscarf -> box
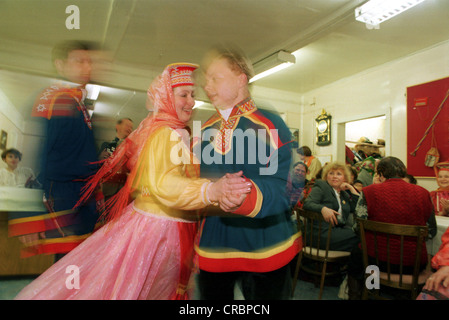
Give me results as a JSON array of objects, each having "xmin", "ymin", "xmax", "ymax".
[{"xmin": 76, "ymin": 63, "xmax": 199, "ymax": 223}]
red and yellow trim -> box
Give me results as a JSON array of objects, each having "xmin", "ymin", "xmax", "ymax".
[
  {"xmin": 232, "ymin": 180, "xmax": 263, "ymax": 218},
  {"xmin": 196, "ymin": 232, "xmax": 302, "ymax": 273},
  {"xmin": 20, "ymin": 234, "xmax": 91, "ymax": 258},
  {"xmin": 8, "ymin": 209, "xmax": 75, "ymax": 237}
]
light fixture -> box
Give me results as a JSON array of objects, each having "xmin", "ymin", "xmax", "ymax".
[
  {"xmin": 250, "ymin": 50, "xmax": 296, "ymax": 83},
  {"xmin": 355, "ymin": 0, "xmax": 428, "ymax": 29},
  {"xmin": 193, "ymin": 100, "xmax": 204, "ymax": 109}
]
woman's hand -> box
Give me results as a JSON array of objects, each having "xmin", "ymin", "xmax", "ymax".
[
  {"xmin": 340, "ymin": 182, "xmax": 359, "ymax": 195},
  {"xmin": 440, "ymin": 199, "xmax": 449, "ymax": 216},
  {"xmin": 321, "ymin": 207, "xmax": 339, "ymax": 226},
  {"xmin": 424, "ymin": 266, "xmax": 449, "ymax": 291},
  {"xmin": 207, "ymin": 171, "xmax": 252, "ymax": 206}
]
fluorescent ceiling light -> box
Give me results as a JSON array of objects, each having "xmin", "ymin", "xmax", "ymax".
[
  {"xmin": 250, "ymin": 50, "xmax": 296, "ymax": 83},
  {"xmin": 355, "ymin": 0, "xmax": 427, "ymax": 28},
  {"xmin": 193, "ymin": 100, "xmax": 204, "ymax": 109}
]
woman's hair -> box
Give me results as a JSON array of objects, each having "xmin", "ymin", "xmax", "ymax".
[
  {"xmin": 376, "ymin": 156, "xmax": 407, "ymax": 179},
  {"xmin": 298, "ymin": 146, "xmax": 312, "ymax": 157},
  {"xmin": 322, "ymin": 161, "xmax": 351, "ymax": 182},
  {"xmin": 1, "ymin": 148, "xmax": 22, "ymax": 161}
]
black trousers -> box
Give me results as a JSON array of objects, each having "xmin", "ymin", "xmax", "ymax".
[{"xmin": 197, "ymin": 263, "xmax": 292, "ymax": 300}]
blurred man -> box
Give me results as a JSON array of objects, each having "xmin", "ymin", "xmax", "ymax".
[
  {"xmin": 286, "ymin": 161, "xmax": 309, "ymax": 209},
  {"xmin": 8, "ymin": 41, "xmax": 100, "ymax": 262},
  {"xmin": 195, "ymin": 46, "xmax": 301, "ymax": 300}
]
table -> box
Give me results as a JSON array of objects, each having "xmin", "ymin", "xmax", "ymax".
[
  {"xmin": 0, "ymin": 187, "xmax": 54, "ymax": 276},
  {"xmin": 427, "ymin": 215, "xmax": 449, "ymax": 256}
]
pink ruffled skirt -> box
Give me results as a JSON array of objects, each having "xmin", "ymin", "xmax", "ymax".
[{"xmin": 14, "ymin": 202, "xmax": 198, "ymax": 300}]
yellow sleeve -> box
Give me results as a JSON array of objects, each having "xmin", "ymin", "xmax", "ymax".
[{"xmin": 138, "ymin": 126, "xmax": 211, "ymax": 210}]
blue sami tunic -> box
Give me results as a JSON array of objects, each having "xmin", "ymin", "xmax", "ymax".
[
  {"xmin": 8, "ymin": 83, "xmax": 99, "ymax": 257},
  {"xmin": 194, "ymin": 98, "xmax": 301, "ymax": 273}
]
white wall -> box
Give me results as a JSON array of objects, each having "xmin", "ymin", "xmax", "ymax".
[{"xmin": 298, "ymin": 39, "xmax": 449, "ymax": 191}]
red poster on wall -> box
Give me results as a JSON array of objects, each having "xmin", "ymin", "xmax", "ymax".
[{"xmin": 407, "ymin": 76, "xmax": 449, "ymax": 177}]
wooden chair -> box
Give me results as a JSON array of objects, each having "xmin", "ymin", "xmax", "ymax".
[
  {"xmin": 357, "ymin": 218, "xmax": 432, "ymax": 300},
  {"xmin": 291, "ymin": 208, "xmax": 351, "ymax": 299}
]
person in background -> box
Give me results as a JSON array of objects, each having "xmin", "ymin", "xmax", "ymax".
[
  {"xmin": 347, "ymin": 156, "xmax": 436, "ymax": 299},
  {"xmin": 286, "ymin": 161, "xmax": 309, "ymax": 210},
  {"xmin": 298, "ymin": 145, "xmax": 322, "ymax": 181},
  {"xmin": 404, "ymin": 173, "xmax": 417, "ymax": 184},
  {"xmin": 303, "ymin": 161, "xmax": 360, "ymax": 251},
  {"xmin": 417, "ymin": 226, "xmax": 449, "ymax": 300},
  {"xmin": 98, "ymin": 118, "xmax": 134, "ymax": 160},
  {"xmin": 430, "ymin": 160, "xmax": 449, "ymax": 216},
  {"xmin": 98, "ymin": 118, "xmax": 134, "ymax": 205},
  {"xmin": 8, "ymin": 40, "xmax": 100, "ymax": 262},
  {"xmin": 0, "ymin": 148, "xmax": 38, "ymax": 188},
  {"xmin": 195, "ymin": 45, "xmax": 300, "ymax": 300}
]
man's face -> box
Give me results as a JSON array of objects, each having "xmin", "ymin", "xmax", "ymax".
[
  {"xmin": 293, "ymin": 164, "xmax": 307, "ymax": 182},
  {"xmin": 203, "ymin": 58, "xmax": 243, "ymax": 110},
  {"xmin": 56, "ymin": 50, "xmax": 92, "ymax": 85},
  {"xmin": 116, "ymin": 119, "xmax": 134, "ymax": 139}
]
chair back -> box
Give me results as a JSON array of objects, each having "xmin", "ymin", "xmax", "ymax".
[
  {"xmin": 296, "ymin": 208, "xmax": 332, "ymax": 258},
  {"xmin": 291, "ymin": 208, "xmax": 350, "ymax": 299},
  {"xmin": 357, "ymin": 218, "xmax": 429, "ymax": 299}
]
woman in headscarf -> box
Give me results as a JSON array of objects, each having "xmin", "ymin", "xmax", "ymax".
[
  {"xmin": 430, "ymin": 160, "xmax": 449, "ymax": 216},
  {"xmin": 14, "ymin": 63, "xmax": 251, "ymax": 300}
]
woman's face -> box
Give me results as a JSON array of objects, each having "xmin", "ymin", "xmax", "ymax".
[
  {"xmin": 4, "ymin": 153, "xmax": 20, "ymax": 170},
  {"xmin": 437, "ymin": 170, "xmax": 449, "ymax": 189},
  {"xmin": 327, "ymin": 169, "xmax": 345, "ymax": 189},
  {"xmin": 173, "ymin": 86, "xmax": 196, "ymax": 123}
]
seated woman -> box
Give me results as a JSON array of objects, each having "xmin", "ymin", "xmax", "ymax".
[
  {"xmin": 303, "ymin": 161, "xmax": 360, "ymax": 251},
  {"xmin": 430, "ymin": 160, "xmax": 449, "ymax": 216},
  {"xmin": 0, "ymin": 148, "xmax": 38, "ymax": 188}
]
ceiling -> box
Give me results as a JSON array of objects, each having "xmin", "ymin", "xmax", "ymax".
[{"xmin": 1, "ymin": 0, "xmax": 449, "ymax": 130}]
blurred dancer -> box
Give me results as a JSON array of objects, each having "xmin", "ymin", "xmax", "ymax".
[
  {"xmin": 195, "ymin": 46, "xmax": 301, "ymax": 300},
  {"xmin": 8, "ymin": 41, "xmax": 100, "ymax": 261}
]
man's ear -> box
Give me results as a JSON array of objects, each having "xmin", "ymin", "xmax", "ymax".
[
  {"xmin": 238, "ymin": 72, "xmax": 248, "ymax": 87},
  {"xmin": 54, "ymin": 59, "xmax": 65, "ymax": 75}
]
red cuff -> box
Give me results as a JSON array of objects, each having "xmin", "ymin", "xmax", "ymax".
[{"xmin": 232, "ymin": 180, "xmax": 262, "ymax": 217}]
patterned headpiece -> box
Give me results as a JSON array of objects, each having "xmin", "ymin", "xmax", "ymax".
[
  {"xmin": 436, "ymin": 160, "xmax": 449, "ymax": 173},
  {"xmin": 167, "ymin": 63, "xmax": 198, "ymax": 88}
]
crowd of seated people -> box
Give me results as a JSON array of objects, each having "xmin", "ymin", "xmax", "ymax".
[{"xmin": 287, "ymin": 140, "xmax": 449, "ymax": 300}]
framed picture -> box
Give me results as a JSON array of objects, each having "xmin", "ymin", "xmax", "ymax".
[
  {"xmin": 0, "ymin": 130, "xmax": 7, "ymax": 150},
  {"xmin": 315, "ymin": 110, "xmax": 332, "ymax": 146}
]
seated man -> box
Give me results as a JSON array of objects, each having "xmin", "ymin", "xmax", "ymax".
[
  {"xmin": 347, "ymin": 156, "xmax": 437, "ymax": 299},
  {"xmin": 286, "ymin": 161, "xmax": 309, "ymax": 210}
]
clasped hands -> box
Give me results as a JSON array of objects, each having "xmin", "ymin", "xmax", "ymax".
[
  {"xmin": 440, "ymin": 199, "xmax": 449, "ymax": 216},
  {"xmin": 208, "ymin": 170, "xmax": 252, "ymax": 212}
]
